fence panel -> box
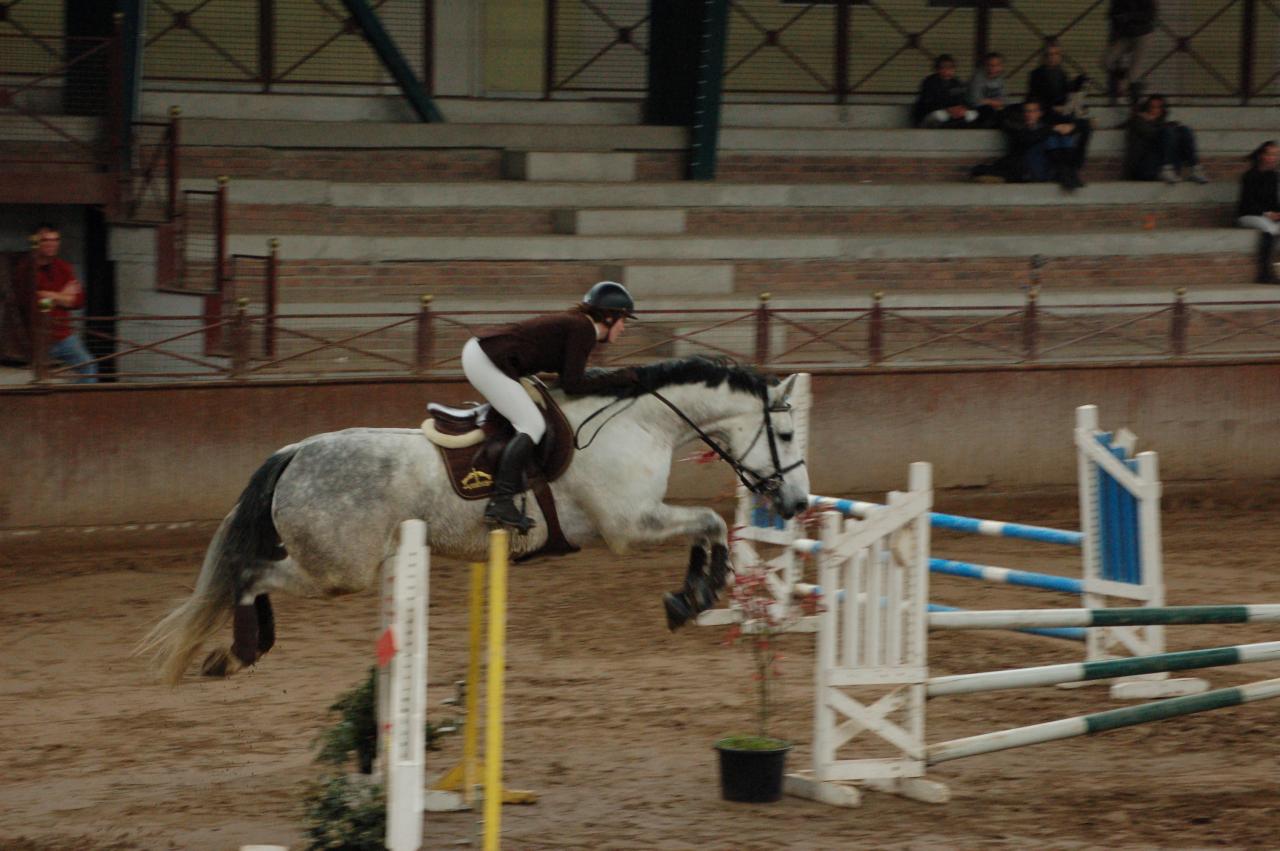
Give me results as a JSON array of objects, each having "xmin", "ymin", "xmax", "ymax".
[
  {"xmin": 20, "ymin": 299, "xmax": 1280, "ymax": 385},
  {"xmin": 545, "ymin": 0, "xmax": 649, "ymax": 94}
]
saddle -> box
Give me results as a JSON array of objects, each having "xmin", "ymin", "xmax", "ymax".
[{"xmin": 421, "ymin": 378, "xmax": 578, "ymax": 559}]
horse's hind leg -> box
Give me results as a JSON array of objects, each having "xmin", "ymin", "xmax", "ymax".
[
  {"xmin": 255, "ymin": 594, "xmax": 276, "ymax": 653},
  {"xmin": 200, "ymin": 599, "xmax": 261, "ymax": 677},
  {"xmin": 202, "ymin": 559, "xmax": 305, "ymax": 678}
]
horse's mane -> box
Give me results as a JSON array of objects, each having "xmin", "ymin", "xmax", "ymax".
[{"xmin": 582, "ymin": 355, "xmax": 773, "ymax": 400}]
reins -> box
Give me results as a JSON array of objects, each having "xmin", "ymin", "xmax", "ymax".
[{"xmin": 643, "ymin": 388, "xmax": 805, "ymax": 496}]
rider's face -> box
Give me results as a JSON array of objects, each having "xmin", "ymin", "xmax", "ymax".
[{"xmin": 606, "ymin": 317, "xmax": 626, "ymax": 344}]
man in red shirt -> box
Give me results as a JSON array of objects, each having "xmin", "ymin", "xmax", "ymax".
[{"xmin": 32, "ymin": 222, "xmax": 97, "ymax": 382}]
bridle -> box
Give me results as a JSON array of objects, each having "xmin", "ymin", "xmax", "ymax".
[{"xmin": 646, "ymin": 388, "xmax": 805, "ymax": 497}]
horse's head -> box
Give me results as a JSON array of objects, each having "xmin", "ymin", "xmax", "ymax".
[{"xmin": 734, "ymin": 373, "xmax": 810, "ymax": 519}]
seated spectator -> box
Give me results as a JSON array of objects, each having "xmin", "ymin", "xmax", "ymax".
[
  {"xmin": 1237, "ymin": 140, "xmax": 1280, "ymax": 284},
  {"xmin": 967, "ymin": 51, "xmax": 1010, "ymax": 129},
  {"xmin": 912, "ymin": 54, "xmax": 978, "ymax": 128},
  {"xmin": 1028, "ymin": 38, "xmax": 1094, "ymax": 180},
  {"xmin": 970, "ymin": 100, "xmax": 1085, "ymax": 190},
  {"xmin": 1123, "ymin": 94, "xmax": 1208, "ymax": 184}
]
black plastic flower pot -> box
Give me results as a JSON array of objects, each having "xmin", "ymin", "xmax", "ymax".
[{"xmin": 713, "ymin": 738, "xmax": 791, "ymax": 803}]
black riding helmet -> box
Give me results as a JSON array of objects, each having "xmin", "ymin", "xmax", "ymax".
[{"xmin": 582, "ymin": 280, "xmax": 637, "ymax": 320}]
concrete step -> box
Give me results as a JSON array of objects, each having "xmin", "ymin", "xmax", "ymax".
[
  {"xmin": 180, "ymin": 144, "xmax": 1245, "ymax": 184},
  {"xmin": 717, "ymin": 127, "xmax": 1264, "ymax": 156},
  {"xmin": 145, "ymin": 93, "xmax": 645, "ymax": 125},
  {"xmin": 603, "ymin": 264, "xmax": 735, "ymax": 296},
  {"xmin": 259, "ymin": 283, "xmax": 1280, "ymax": 317},
  {"xmin": 262, "ymin": 248, "xmax": 1261, "ymax": 306},
  {"xmin": 181, "ymin": 119, "xmax": 686, "ymax": 151},
  {"xmin": 503, "ymin": 151, "xmax": 638, "ymax": 182},
  {"xmin": 721, "ymin": 103, "xmax": 1280, "ymax": 131},
  {"xmin": 144, "ymin": 96, "xmax": 1280, "ymax": 132},
  {"xmin": 552, "ymin": 209, "xmax": 687, "ymax": 235},
  {"xmin": 215, "ymin": 199, "xmax": 1233, "ymax": 238},
  {"xmin": 193, "ymin": 177, "xmax": 1237, "ymax": 208},
  {"xmin": 238, "ymin": 228, "xmax": 1256, "ymax": 263}
]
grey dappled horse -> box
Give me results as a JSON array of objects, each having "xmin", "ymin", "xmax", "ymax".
[{"xmin": 138, "ymin": 357, "xmax": 810, "ymax": 684}]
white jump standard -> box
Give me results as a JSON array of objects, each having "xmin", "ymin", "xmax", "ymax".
[
  {"xmin": 783, "ymin": 464, "xmax": 1280, "ymax": 808},
  {"xmin": 717, "ymin": 403, "xmax": 1208, "ymax": 700}
]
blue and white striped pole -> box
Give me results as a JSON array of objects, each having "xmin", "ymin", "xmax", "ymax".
[
  {"xmin": 808, "ymin": 496, "xmax": 1083, "ymax": 547},
  {"xmin": 929, "ymin": 558, "xmax": 1083, "ymax": 595}
]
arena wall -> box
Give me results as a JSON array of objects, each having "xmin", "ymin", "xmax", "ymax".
[{"xmin": 4, "ymin": 361, "xmax": 1279, "ymax": 529}]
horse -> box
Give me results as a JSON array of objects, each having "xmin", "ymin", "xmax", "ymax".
[{"xmin": 137, "ymin": 356, "xmax": 811, "ymax": 685}]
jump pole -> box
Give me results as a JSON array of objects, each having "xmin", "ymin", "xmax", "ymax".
[
  {"xmin": 785, "ymin": 466, "xmax": 1280, "ymax": 809},
  {"xmin": 380, "ymin": 519, "xmax": 429, "ymax": 851},
  {"xmin": 927, "ymin": 676, "xmax": 1280, "ymax": 765},
  {"xmin": 721, "ymin": 404, "xmax": 1207, "ymax": 699},
  {"xmin": 927, "ymin": 640, "xmax": 1280, "ymax": 696}
]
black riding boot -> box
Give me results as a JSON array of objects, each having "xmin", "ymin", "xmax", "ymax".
[
  {"xmin": 1258, "ymin": 233, "xmax": 1279, "ymax": 284},
  {"xmin": 484, "ymin": 433, "xmax": 537, "ymax": 532}
]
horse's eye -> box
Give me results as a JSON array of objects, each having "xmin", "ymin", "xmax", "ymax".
[{"xmin": 779, "ymin": 433, "xmax": 794, "ymax": 443}]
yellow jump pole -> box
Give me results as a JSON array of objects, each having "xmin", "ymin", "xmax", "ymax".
[
  {"xmin": 462, "ymin": 559, "xmax": 485, "ymax": 806},
  {"xmin": 483, "ymin": 529, "xmax": 508, "ymax": 851}
]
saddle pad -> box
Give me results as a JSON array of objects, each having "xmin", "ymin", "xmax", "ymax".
[{"xmin": 421, "ymin": 379, "xmax": 547, "ymax": 449}]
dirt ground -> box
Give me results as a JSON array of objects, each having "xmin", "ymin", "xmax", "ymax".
[{"xmin": 5, "ymin": 485, "xmax": 1280, "ymax": 851}]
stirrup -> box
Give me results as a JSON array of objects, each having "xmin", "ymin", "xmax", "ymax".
[{"xmin": 484, "ymin": 497, "xmax": 536, "ymax": 533}]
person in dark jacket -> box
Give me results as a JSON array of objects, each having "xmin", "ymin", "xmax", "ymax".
[
  {"xmin": 1104, "ymin": 0, "xmax": 1158, "ymax": 104},
  {"xmin": 1027, "ymin": 38, "xmax": 1093, "ymax": 179},
  {"xmin": 462, "ymin": 281, "xmax": 638, "ymax": 530},
  {"xmin": 971, "ymin": 100, "xmax": 1084, "ymax": 189},
  {"xmin": 1123, "ymin": 94, "xmax": 1208, "ymax": 184},
  {"xmin": 1237, "ymin": 140, "xmax": 1280, "ymax": 283},
  {"xmin": 911, "ymin": 54, "xmax": 978, "ymax": 128}
]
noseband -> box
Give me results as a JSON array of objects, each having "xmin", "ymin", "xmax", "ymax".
[{"xmin": 646, "ymin": 388, "xmax": 805, "ymax": 497}]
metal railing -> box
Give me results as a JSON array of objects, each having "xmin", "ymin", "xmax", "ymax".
[
  {"xmin": 545, "ymin": 0, "xmax": 1280, "ymax": 103},
  {"xmin": 19, "ymin": 291, "xmax": 1280, "ymax": 386},
  {"xmin": 0, "ymin": 30, "xmax": 122, "ymax": 161},
  {"xmin": 126, "ymin": 108, "xmax": 182, "ymax": 223},
  {"xmin": 140, "ymin": 0, "xmax": 428, "ymax": 91}
]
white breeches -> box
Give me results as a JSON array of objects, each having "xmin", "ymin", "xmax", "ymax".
[
  {"xmin": 461, "ymin": 337, "xmax": 546, "ymax": 443},
  {"xmin": 1238, "ymin": 215, "xmax": 1280, "ymax": 236}
]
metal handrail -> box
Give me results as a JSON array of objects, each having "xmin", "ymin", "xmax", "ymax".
[{"xmin": 17, "ymin": 291, "xmax": 1280, "ymax": 386}]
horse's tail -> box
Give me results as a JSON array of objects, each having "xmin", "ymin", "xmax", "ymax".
[{"xmin": 136, "ymin": 446, "xmax": 299, "ymax": 685}]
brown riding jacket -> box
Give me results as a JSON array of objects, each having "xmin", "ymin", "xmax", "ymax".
[{"xmin": 477, "ymin": 311, "xmax": 636, "ymax": 396}]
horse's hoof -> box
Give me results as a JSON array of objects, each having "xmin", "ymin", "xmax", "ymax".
[
  {"xmin": 664, "ymin": 592, "xmax": 694, "ymax": 631},
  {"xmin": 200, "ymin": 647, "xmax": 240, "ymax": 678}
]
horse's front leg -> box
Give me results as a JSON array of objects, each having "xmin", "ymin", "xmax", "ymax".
[{"xmin": 602, "ymin": 503, "xmax": 729, "ymax": 631}]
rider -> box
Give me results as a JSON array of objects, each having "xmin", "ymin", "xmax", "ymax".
[{"xmin": 462, "ymin": 281, "xmax": 639, "ymax": 531}]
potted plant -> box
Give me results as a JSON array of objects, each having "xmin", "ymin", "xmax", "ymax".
[{"xmin": 714, "ymin": 567, "xmax": 803, "ymax": 803}]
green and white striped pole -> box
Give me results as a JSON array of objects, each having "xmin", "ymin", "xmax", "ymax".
[
  {"xmin": 927, "ymin": 640, "xmax": 1280, "ymax": 697},
  {"xmin": 928, "ymin": 604, "xmax": 1280, "ymax": 631},
  {"xmin": 927, "ymin": 676, "xmax": 1280, "ymax": 765}
]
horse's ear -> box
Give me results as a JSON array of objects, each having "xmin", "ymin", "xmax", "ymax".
[{"xmin": 776, "ymin": 374, "xmax": 799, "ymax": 401}]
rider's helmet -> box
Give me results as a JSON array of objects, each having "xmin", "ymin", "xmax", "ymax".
[{"xmin": 582, "ymin": 281, "xmax": 637, "ymax": 322}]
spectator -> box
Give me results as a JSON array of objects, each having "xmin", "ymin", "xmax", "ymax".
[
  {"xmin": 1237, "ymin": 140, "xmax": 1280, "ymax": 284},
  {"xmin": 967, "ymin": 52, "xmax": 1009, "ymax": 128},
  {"xmin": 1103, "ymin": 0, "xmax": 1158, "ymax": 105},
  {"xmin": 971, "ymin": 100, "xmax": 1084, "ymax": 190},
  {"xmin": 1029, "ymin": 38, "xmax": 1089, "ymax": 118},
  {"xmin": 912, "ymin": 54, "xmax": 978, "ymax": 128},
  {"xmin": 1028, "ymin": 38, "xmax": 1094, "ymax": 180},
  {"xmin": 1123, "ymin": 94, "xmax": 1208, "ymax": 184},
  {"xmin": 29, "ymin": 222, "xmax": 97, "ymax": 382}
]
